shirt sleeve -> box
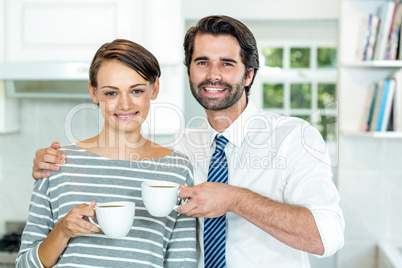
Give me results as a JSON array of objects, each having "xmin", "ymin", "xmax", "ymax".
[
  {"xmin": 279, "ymin": 123, "xmax": 345, "ymax": 258},
  {"xmin": 164, "ymin": 161, "xmax": 197, "ymax": 268},
  {"xmin": 16, "ymin": 177, "xmax": 54, "ymax": 268}
]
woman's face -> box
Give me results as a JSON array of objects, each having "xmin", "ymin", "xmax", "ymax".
[{"xmin": 89, "ymin": 60, "xmax": 159, "ymax": 134}]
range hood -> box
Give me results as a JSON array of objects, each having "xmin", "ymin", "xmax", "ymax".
[
  {"xmin": 0, "ymin": 62, "xmax": 91, "ymax": 99},
  {"xmin": 0, "ymin": 62, "xmax": 90, "ymax": 80}
]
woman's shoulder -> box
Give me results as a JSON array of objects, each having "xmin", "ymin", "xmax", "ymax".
[
  {"xmin": 163, "ymin": 150, "xmax": 194, "ymax": 173},
  {"xmin": 59, "ymin": 143, "xmax": 93, "ymax": 157}
]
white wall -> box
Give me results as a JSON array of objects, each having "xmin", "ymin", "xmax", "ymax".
[
  {"xmin": 181, "ymin": 0, "xmax": 339, "ymax": 20},
  {"xmin": 337, "ymin": 137, "xmax": 402, "ymax": 267},
  {"xmin": 0, "ymin": 99, "xmax": 100, "ymax": 235}
]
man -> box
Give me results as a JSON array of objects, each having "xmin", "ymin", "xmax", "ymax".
[{"xmin": 32, "ymin": 15, "xmax": 344, "ymax": 267}]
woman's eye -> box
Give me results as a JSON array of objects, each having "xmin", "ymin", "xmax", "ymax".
[
  {"xmin": 133, "ymin": 90, "xmax": 143, "ymax": 94},
  {"xmin": 105, "ymin": 91, "xmax": 117, "ymax": 96}
]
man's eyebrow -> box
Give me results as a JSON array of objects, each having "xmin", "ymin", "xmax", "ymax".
[
  {"xmin": 221, "ymin": 58, "xmax": 237, "ymax": 64},
  {"xmin": 193, "ymin": 56, "xmax": 238, "ymax": 64},
  {"xmin": 194, "ymin": 56, "xmax": 208, "ymax": 61}
]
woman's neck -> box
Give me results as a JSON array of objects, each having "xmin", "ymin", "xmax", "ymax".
[{"xmin": 78, "ymin": 126, "xmax": 147, "ymax": 161}]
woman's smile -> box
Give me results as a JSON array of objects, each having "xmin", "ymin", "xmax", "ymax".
[{"xmin": 114, "ymin": 112, "xmax": 139, "ymax": 121}]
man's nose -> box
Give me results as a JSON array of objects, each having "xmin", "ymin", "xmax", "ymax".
[{"xmin": 207, "ymin": 65, "xmax": 222, "ymax": 82}]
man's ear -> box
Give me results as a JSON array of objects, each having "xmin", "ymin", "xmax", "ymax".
[
  {"xmin": 88, "ymin": 81, "xmax": 99, "ymax": 104},
  {"xmin": 245, "ymin": 68, "xmax": 254, "ymax": 87},
  {"xmin": 151, "ymin": 77, "xmax": 160, "ymax": 100}
]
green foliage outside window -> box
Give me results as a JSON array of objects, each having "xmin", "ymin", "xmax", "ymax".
[
  {"xmin": 317, "ymin": 48, "xmax": 337, "ymax": 68},
  {"xmin": 314, "ymin": 113, "xmax": 337, "ymax": 142},
  {"xmin": 318, "ymin": 83, "xmax": 336, "ymax": 108},
  {"xmin": 263, "ymin": 83, "xmax": 284, "ymax": 109},
  {"xmin": 290, "ymin": 48, "xmax": 310, "ymax": 68},
  {"xmin": 290, "ymin": 83, "xmax": 312, "ymax": 109},
  {"xmin": 263, "ymin": 47, "xmax": 283, "ymax": 68}
]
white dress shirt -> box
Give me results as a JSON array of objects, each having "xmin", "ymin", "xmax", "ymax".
[{"xmin": 174, "ymin": 101, "xmax": 345, "ymax": 268}]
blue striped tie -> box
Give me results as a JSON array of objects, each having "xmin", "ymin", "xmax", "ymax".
[{"xmin": 204, "ymin": 135, "xmax": 229, "ymax": 268}]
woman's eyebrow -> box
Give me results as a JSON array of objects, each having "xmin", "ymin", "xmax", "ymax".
[{"xmin": 100, "ymin": 83, "xmax": 146, "ymax": 90}]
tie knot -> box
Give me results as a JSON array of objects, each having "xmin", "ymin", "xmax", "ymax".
[{"xmin": 214, "ymin": 135, "xmax": 229, "ymax": 151}]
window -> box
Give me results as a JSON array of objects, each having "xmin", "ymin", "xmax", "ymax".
[
  {"xmin": 249, "ymin": 21, "xmax": 338, "ymax": 145},
  {"xmin": 258, "ymin": 45, "xmax": 337, "ymax": 143}
]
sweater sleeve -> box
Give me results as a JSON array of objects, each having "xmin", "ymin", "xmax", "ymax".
[
  {"xmin": 164, "ymin": 161, "xmax": 197, "ymax": 268},
  {"xmin": 16, "ymin": 177, "xmax": 54, "ymax": 268}
]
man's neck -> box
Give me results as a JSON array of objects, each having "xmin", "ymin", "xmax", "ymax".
[{"xmin": 205, "ymin": 96, "xmax": 247, "ymax": 133}]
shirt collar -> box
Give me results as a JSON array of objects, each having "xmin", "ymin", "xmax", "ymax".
[{"xmin": 205, "ymin": 101, "xmax": 259, "ymax": 148}]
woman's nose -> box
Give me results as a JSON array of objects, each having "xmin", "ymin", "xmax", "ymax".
[{"xmin": 118, "ymin": 94, "xmax": 132, "ymax": 110}]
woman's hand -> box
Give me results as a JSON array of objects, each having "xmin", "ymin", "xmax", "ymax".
[
  {"xmin": 38, "ymin": 201, "xmax": 101, "ymax": 267},
  {"xmin": 57, "ymin": 201, "xmax": 101, "ymax": 238}
]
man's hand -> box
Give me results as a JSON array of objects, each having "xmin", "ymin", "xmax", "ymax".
[
  {"xmin": 32, "ymin": 141, "xmax": 66, "ymax": 180},
  {"xmin": 177, "ymin": 182, "xmax": 238, "ymax": 218}
]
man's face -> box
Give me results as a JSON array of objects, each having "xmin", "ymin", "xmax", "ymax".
[{"xmin": 188, "ymin": 34, "xmax": 251, "ymax": 111}]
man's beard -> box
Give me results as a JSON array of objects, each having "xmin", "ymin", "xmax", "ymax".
[{"xmin": 189, "ymin": 77, "xmax": 246, "ymax": 111}]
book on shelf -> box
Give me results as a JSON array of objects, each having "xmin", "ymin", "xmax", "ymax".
[
  {"xmin": 387, "ymin": 2, "xmax": 402, "ymax": 59},
  {"xmin": 357, "ymin": 13, "xmax": 373, "ymax": 60},
  {"xmin": 377, "ymin": 79, "xmax": 395, "ymax": 131},
  {"xmin": 369, "ymin": 80, "xmax": 385, "ymax": 131},
  {"xmin": 365, "ymin": 83, "xmax": 379, "ymax": 131},
  {"xmin": 393, "ymin": 69, "xmax": 402, "ymax": 131},
  {"xmin": 374, "ymin": 0, "xmax": 397, "ymax": 60},
  {"xmin": 365, "ymin": 72, "xmax": 401, "ymax": 132},
  {"xmin": 366, "ymin": 15, "xmax": 380, "ymax": 60},
  {"xmin": 356, "ymin": 0, "xmax": 402, "ymax": 61}
]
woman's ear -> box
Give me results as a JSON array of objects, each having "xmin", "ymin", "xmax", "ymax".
[
  {"xmin": 88, "ymin": 81, "xmax": 99, "ymax": 104},
  {"xmin": 150, "ymin": 77, "xmax": 160, "ymax": 100}
]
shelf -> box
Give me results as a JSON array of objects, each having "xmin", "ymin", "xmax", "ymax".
[
  {"xmin": 342, "ymin": 60, "xmax": 402, "ymax": 68},
  {"xmin": 341, "ymin": 131, "xmax": 402, "ymax": 138}
]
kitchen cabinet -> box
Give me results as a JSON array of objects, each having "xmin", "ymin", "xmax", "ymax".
[
  {"xmin": 5, "ymin": 0, "xmax": 144, "ymax": 62},
  {"xmin": 0, "ymin": 0, "xmax": 4, "ymax": 62},
  {"xmin": 143, "ymin": 0, "xmax": 183, "ymax": 65},
  {"xmin": 4, "ymin": 0, "xmax": 183, "ymax": 65},
  {"xmin": 2, "ymin": 0, "xmax": 184, "ymax": 135}
]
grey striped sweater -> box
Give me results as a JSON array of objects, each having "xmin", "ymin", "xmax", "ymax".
[{"xmin": 16, "ymin": 144, "xmax": 197, "ymax": 268}]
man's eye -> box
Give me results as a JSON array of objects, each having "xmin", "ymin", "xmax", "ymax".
[
  {"xmin": 105, "ymin": 92, "xmax": 117, "ymax": 96},
  {"xmin": 133, "ymin": 90, "xmax": 143, "ymax": 94},
  {"xmin": 197, "ymin": 61, "xmax": 208, "ymax": 66},
  {"xmin": 223, "ymin": 62, "xmax": 234, "ymax": 67}
]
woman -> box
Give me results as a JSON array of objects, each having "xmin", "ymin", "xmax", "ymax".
[{"xmin": 16, "ymin": 39, "xmax": 196, "ymax": 267}]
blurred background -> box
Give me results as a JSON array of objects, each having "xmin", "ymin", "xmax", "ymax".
[{"xmin": 0, "ymin": 0, "xmax": 401, "ymax": 267}]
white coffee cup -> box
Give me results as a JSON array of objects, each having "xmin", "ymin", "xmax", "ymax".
[
  {"xmin": 89, "ymin": 201, "xmax": 135, "ymax": 238},
  {"xmin": 141, "ymin": 180, "xmax": 183, "ymax": 217}
]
